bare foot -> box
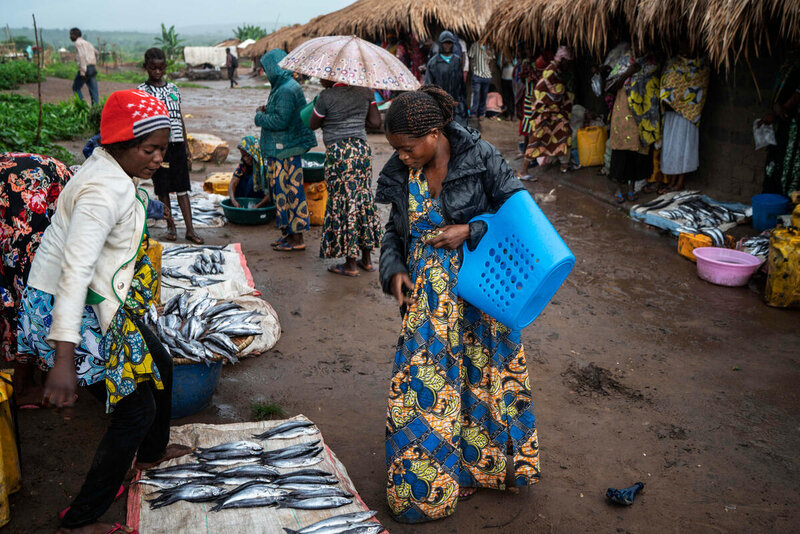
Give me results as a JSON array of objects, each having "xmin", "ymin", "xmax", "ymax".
[
  {"xmin": 57, "ymin": 522, "xmax": 135, "ymax": 534},
  {"xmin": 134, "ymin": 443, "xmax": 193, "ymax": 470},
  {"xmin": 459, "ymin": 487, "xmax": 477, "ymax": 499}
]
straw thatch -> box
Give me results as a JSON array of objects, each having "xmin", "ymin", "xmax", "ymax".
[
  {"xmin": 244, "ymin": 24, "xmax": 315, "ymax": 58},
  {"xmin": 484, "ymin": 0, "xmax": 800, "ymax": 68},
  {"xmin": 214, "ymin": 38, "xmax": 241, "ymax": 48},
  {"xmin": 305, "ymin": 0, "xmax": 504, "ymax": 41}
]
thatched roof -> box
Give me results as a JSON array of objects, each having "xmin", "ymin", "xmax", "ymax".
[
  {"xmin": 305, "ymin": 0, "xmax": 504, "ymax": 41},
  {"xmin": 214, "ymin": 38, "xmax": 241, "ymax": 48},
  {"xmin": 483, "ymin": 0, "xmax": 800, "ymax": 68},
  {"xmin": 244, "ymin": 24, "xmax": 315, "ymax": 58}
]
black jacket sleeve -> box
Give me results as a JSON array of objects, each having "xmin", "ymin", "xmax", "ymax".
[
  {"xmin": 379, "ymin": 204, "xmax": 408, "ymax": 295},
  {"xmin": 466, "ymin": 141, "xmax": 526, "ymax": 249}
]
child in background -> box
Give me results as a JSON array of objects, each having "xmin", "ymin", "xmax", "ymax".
[
  {"xmin": 228, "ymin": 136, "xmax": 271, "ymax": 207},
  {"xmin": 138, "ymin": 47, "xmax": 204, "ymax": 244}
]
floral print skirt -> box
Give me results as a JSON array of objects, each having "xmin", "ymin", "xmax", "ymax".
[{"xmin": 320, "ymin": 138, "xmax": 382, "ymax": 259}]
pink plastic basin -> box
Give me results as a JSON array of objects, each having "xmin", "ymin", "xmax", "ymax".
[{"xmin": 692, "ymin": 247, "xmax": 763, "ymax": 287}]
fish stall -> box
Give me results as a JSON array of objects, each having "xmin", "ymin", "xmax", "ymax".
[
  {"xmin": 127, "ymin": 416, "xmax": 386, "ymax": 534},
  {"xmin": 144, "ymin": 181, "xmax": 227, "ymax": 230},
  {"xmin": 159, "ymin": 243, "xmax": 257, "ymax": 302}
]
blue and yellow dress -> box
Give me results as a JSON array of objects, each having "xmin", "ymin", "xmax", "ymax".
[{"xmin": 385, "ymin": 169, "xmax": 540, "ymax": 523}]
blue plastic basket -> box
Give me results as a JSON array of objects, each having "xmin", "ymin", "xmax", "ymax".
[
  {"xmin": 454, "ymin": 191, "xmax": 575, "ymax": 330},
  {"xmin": 171, "ymin": 361, "xmax": 222, "ymax": 419}
]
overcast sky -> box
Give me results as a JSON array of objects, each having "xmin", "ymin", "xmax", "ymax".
[{"xmin": 3, "ymin": 0, "xmax": 356, "ymax": 32}]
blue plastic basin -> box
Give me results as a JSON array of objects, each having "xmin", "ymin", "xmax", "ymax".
[
  {"xmin": 171, "ymin": 361, "xmax": 222, "ymax": 419},
  {"xmin": 752, "ymin": 193, "xmax": 791, "ymax": 231}
]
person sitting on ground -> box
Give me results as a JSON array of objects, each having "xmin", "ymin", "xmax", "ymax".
[
  {"xmin": 377, "ymin": 85, "xmax": 540, "ymax": 523},
  {"xmin": 228, "ymin": 135, "xmax": 271, "ymax": 208},
  {"xmin": 309, "ymin": 78, "xmax": 383, "ymax": 277},
  {"xmin": 138, "ymin": 47, "xmax": 204, "ymax": 244},
  {"xmin": 17, "ymin": 89, "xmax": 192, "ymax": 534},
  {"xmin": 255, "ymin": 49, "xmax": 318, "ymax": 252},
  {"xmin": 0, "ymin": 153, "xmax": 72, "ymax": 406}
]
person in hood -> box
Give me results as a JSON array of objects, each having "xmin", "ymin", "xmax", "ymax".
[
  {"xmin": 255, "ymin": 49, "xmax": 317, "ymax": 251},
  {"xmin": 424, "ymin": 31, "xmax": 467, "ymax": 125},
  {"xmin": 377, "ymin": 85, "xmax": 540, "ymax": 523}
]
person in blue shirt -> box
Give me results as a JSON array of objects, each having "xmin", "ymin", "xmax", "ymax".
[{"xmin": 228, "ymin": 136, "xmax": 271, "ymax": 207}]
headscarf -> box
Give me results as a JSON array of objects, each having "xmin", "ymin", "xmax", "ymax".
[
  {"xmin": 237, "ymin": 135, "xmax": 267, "ymax": 192},
  {"xmin": 659, "ymin": 56, "xmax": 710, "ymax": 125}
]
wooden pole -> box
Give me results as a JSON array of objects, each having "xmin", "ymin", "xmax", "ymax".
[{"xmin": 32, "ymin": 14, "xmax": 43, "ymax": 145}]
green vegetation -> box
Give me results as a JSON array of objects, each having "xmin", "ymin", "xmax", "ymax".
[
  {"xmin": 0, "ymin": 93, "xmax": 99, "ymax": 165},
  {"xmin": 234, "ymin": 24, "xmax": 268, "ymax": 41},
  {"xmin": 0, "ymin": 61, "xmax": 39, "ymax": 90},
  {"xmin": 42, "ymin": 62, "xmax": 75, "ymax": 79},
  {"xmin": 175, "ymin": 82, "xmax": 211, "ymax": 89},
  {"xmin": 154, "ymin": 24, "xmax": 184, "ymax": 61},
  {"xmin": 251, "ymin": 400, "xmax": 285, "ymax": 420}
]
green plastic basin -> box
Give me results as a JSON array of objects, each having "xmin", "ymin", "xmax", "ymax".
[
  {"xmin": 302, "ymin": 152, "xmax": 326, "ymax": 183},
  {"xmin": 221, "ymin": 198, "xmax": 275, "ymax": 225}
]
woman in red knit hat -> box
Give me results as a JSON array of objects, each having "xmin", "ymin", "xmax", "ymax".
[{"xmin": 17, "ymin": 89, "xmax": 191, "ymax": 534}]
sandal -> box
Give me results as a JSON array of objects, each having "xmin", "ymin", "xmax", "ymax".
[
  {"xmin": 273, "ymin": 242, "xmax": 306, "ymax": 252},
  {"xmin": 614, "ymin": 193, "xmax": 625, "ymax": 204},
  {"xmin": 185, "ymin": 233, "xmax": 204, "ymax": 245},
  {"xmin": 163, "ymin": 228, "xmax": 177, "ymax": 242},
  {"xmin": 642, "ymin": 182, "xmax": 660, "ymax": 194},
  {"xmin": 626, "ymin": 191, "xmax": 639, "ymax": 202},
  {"xmin": 270, "ymin": 237, "xmax": 287, "ymax": 247},
  {"xmin": 328, "ymin": 264, "xmax": 360, "ymax": 277},
  {"xmin": 59, "ymin": 485, "xmax": 125, "ymax": 520},
  {"xmin": 356, "ymin": 260, "xmax": 376, "ymax": 272}
]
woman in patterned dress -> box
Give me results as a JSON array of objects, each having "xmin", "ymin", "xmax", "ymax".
[
  {"xmin": 0, "ymin": 153, "xmax": 71, "ymax": 404},
  {"xmin": 376, "ymin": 86, "xmax": 540, "ymax": 523},
  {"xmin": 309, "ymin": 79, "xmax": 383, "ymax": 276}
]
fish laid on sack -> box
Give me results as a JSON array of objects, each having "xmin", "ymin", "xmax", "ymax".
[
  {"xmin": 282, "ymin": 511, "xmax": 379, "ymax": 534},
  {"xmin": 279, "ymin": 496, "xmax": 353, "ymax": 511},
  {"xmin": 253, "ymin": 420, "xmax": 318, "ymax": 440},
  {"xmin": 148, "ymin": 483, "xmax": 225, "ymax": 509}
]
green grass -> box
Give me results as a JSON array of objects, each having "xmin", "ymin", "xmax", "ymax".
[
  {"xmin": 251, "ymin": 400, "xmax": 285, "ymax": 420},
  {"xmin": 175, "ymin": 82, "xmax": 211, "ymax": 89},
  {"xmin": 0, "ymin": 93, "xmax": 98, "ymax": 165},
  {"xmin": 0, "ymin": 61, "xmax": 39, "ymax": 89}
]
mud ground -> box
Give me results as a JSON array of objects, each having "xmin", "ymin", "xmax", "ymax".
[{"xmin": 4, "ymin": 74, "xmax": 800, "ymax": 533}]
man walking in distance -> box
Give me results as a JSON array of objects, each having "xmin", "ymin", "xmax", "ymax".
[
  {"xmin": 226, "ymin": 48, "xmax": 239, "ymax": 88},
  {"xmin": 70, "ymin": 28, "xmax": 98, "ymax": 105}
]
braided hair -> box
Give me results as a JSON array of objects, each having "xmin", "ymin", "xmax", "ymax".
[{"xmin": 385, "ymin": 85, "xmax": 456, "ymax": 138}]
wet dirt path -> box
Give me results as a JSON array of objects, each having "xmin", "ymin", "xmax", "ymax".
[{"xmin": 5, "ymin": 78, "xmax": 799, "ymax": 533}]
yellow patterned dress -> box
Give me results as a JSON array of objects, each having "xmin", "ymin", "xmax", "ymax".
[{"xmin": 385, "ymin": 170, "xmax": 540, "ymax": 523}]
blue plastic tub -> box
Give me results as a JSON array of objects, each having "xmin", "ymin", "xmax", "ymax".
[
  {"xmin": 454, "ymin": 191, "xmax": 575, "ymax": 330},
  {"xmin": 171, "ymin": 361, "xmax": 222, "ymax": 419},
  {"xmin": 752, "ymin": 193, "xmax": 792, "ymax": 231}
]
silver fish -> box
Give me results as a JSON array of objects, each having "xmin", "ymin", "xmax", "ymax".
[
  {"xmin": 266, "ymin": 456, "xmax": 324, "ymax": 469},
  {"xmin": 262, "ymin": 441, "xmax": 321, "ymax": 460},
  {"xmin": 215, "ymin": 465, "xmax": 279, "ymax": 479},
  {"xmin": 198, "ymin": 441, "xmax": 263, "ymax": 455},
  {"xmin": 274, "ymin": 474, "xmax": 337, "ymax": 486},
  {"xmin": 266, "ymin": 427, "xmax": 320, "ymax": 441},
  {"xmin": 203, "ymin": 456, "xmax": 262, "ymax": 467},
  {"xmin": 279, "ymin": 496, "xmax": 352, "ymax": 510},
  {"xmin": 210, "ymin": 482, "xmax": 286, "ymax": 511},
  {"xmin": 133, "ymin": 478, "xmax": 191, "ymax": 490},
  {"xmin": 149, "ymin": 484, "xmax": 224, "ymax": 509},
  {"xmin": 212, "ymin": 477, "xmax": 279, "ymax": 486},
  {"xmin": 203, "ymin": 332, "xmax": 239, "ymax": 354},
  {"xmin": 287, "ymin": 487, "xmax": 353, "ymax": 499},
  {"xmin": 177, "ymin": 292, "xmax": 189, "ymax": 318},
  {"xmin": 275, "ymin": 468, "xmax": 333, "ymax": 479},
  {"xmin": 253, "ymin": 420, "xmax": 316, "ymax": 440},
  {"xmin": 203, "ymin": 301, "xmax": 241, "ymax": 319},
  {"xmin": 284, "ymin": 511, "xmax": 378, "ymax": 534},
  {"xmin": 147, "ymin": 468, "xmax": 216, "ymax": 480},
  {"xmin": 145, "ymin": 463, "xmax": 209, "ymax": 476},
  {"xmin": 335, "ymin": 525, "xmax": 385, "ymax": 534}
]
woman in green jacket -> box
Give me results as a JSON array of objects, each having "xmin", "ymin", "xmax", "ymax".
[{"xmin": 255, "ymin": 49, "xmax": 317, "ymax": 251}]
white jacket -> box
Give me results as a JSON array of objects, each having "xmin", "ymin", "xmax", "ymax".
[{"xmin": 27, "ymin": 148, "xmax": 147, "ymax": 345}]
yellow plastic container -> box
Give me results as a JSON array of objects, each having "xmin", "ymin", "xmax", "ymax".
[
  {"xmin": 678, "ymin": 232, "xmax": 735, "ymax": 262},
  {"xmin": 765, "ymin": 226, "xmax": 800, "ymax": 308},
  {"xmin": 203, "ymin": 172, "xmax": 233, "ymax": 196},
  {"xmin": 304, "ymin": 181, "xmax": 327, "ymax": 227},
  {"xmin": 577, "ymin": 126, "xmax": 608, "ymax": 167},
  {"xmin": 0, "ymin": 371, "xmax": 21, "ymax": 528},
  {"xmin": 144, "ymin": 237, "xmax": 164, "ymax": 304},
  {"xmin": 792, "ymin": 203, "xmax": 800, "ymax": 228}
]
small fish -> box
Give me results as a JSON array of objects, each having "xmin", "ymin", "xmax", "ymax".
[
  {"xmin": 279, "ymin": 496, "xmax": 352, "ymax": 510},
  {"xmin": 284, "ymin": 511, "xmax": 379, "ymax": 534},
  {"xmin": 177, "ymin": 292, "xmax": 189, "ymax": 318},
  {"xmin": 203, "ymin": 456, "xmax": 262, "ymax": 467},
  {"xmin": 197, "ymin": 441, "xmax": 263, "ymax": 455},
  {"xmin": 215, "ymin": 465, "xmax": 280, "ymax": 479},
  {"xmin": 133, "ymin": 478, "xmax": 191, "ymax": 490},
  {"xmin": 265, "ymin": 427, "xmax": 321, "ymax": 441},
  {"xmin": 147, "ymin": 468, "xmax": 216, "ymax": 480},
  {"xmin": 145, "ymin": 463, "xmax": 209, "ymax": 476},
  {"xmin": 149, "ymin": 484, "xmax": 225, "ymax": 509},
  {"xmin": 266, "ymin": 456, "xmax": 324, "ymax": 469},
  {"xmin": 211, "ymin": 496, "xmax": 281, "ymax": 511},
  {"xmin": 262, "ymin": 441, "xmax": 321, "ymax": 460},
  {"xmin": 273, "ymin": 474, "xmax": 337, "ymax": 486},
  {"xmin": 287, "ymin": 487, "xmax": 353, "ymax": 499},
  {"xmin": 210, "ymin": 482, "xmax": 286, "ymax": 511},
  {"xmin": 203, "ymin": 301, "xmax": 241, "ymax": 318},
  {"xmin": 214, "ymin": 324, "xmax": 263, "ymax": 337},
  {"xmin": 253, "ymin": 420, "xmax": 316, "ymax": 440},
  {"xmin": 212, "ymin": 476, "xmax": 278, "ymax": 486},
  {"xmin": 203, "ymin": 332, "xmax": 239, "ymax": 355},
  {"xmin": 274, "ymin": 468, "xmax": 333, "ymax": 479}
]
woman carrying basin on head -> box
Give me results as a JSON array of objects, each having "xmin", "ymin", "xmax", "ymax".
[
  {"xmin": 17, "ymin": 89, "xmax": 191, "ymax": 534},
  {"xmin": 376, "ymin": 85, "xmax": 540, "ymax": 523},
  {"xmin": 309, "ymin": 78, "xmax": 383, "ymax": 276}
]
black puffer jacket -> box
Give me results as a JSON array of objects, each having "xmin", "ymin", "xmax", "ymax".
[{"xmin": 376, "ymin": 121, "xmax": 525, "ymax": 295}]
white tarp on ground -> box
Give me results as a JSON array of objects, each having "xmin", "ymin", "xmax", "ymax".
[
  {"xmin": 183, "ymin": 46, "xmax": 236, "ymax": 67},
  {"xmin": 160, "ymin": 243, "xmax": 254, "ymax": 303},
  {"xmin": 127, "ymin": 416, "xmax": 381, "ymax": 534}
]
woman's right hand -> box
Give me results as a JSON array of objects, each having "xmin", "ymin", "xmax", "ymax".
[
  {"xmin": 230, "ymin": 197, "xmax": 241, "ymax": 208},
  {"xmin": 391, "ymin": 272, "xmax": 415, "ymax": 307},
  {"xmin": 43, "ymin": 342, "xmax": 78, "ymax": 418}
]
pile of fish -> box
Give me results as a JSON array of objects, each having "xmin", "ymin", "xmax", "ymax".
[
  {"xmin": 149, "ymin": 292, "xmax": 263, "ymax": 364},
  {"xmin": 740, "ymin": 235, "xmax": 770, "ymax": 257},
  {"xmin": 161, "ymin": 245, "xmax": 229, "ymax": 288},
  {"xmin": 635, "ymin": 192, "xmax": 748, "ymax": 247},
  {"xmin": 166, "ymin": 195, "xmax": 224, "ymax": 227},
  {"xmin": 137, "ymin": 421, "xmax": 381, "ymax": 525}
]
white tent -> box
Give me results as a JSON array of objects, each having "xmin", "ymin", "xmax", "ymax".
[{"xmin": 237, "ymin": 38, "xmax": 256, "ymax": 49}]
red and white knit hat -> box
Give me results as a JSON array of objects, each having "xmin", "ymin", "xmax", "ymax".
[{"xmin": 100, "ymin": 89, "xmax": 171, "ymax": 144}]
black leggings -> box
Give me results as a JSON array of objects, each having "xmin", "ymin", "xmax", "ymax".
[{"xmin": 61, "ymin": 320, "xmax": 172, "ymax": 529}]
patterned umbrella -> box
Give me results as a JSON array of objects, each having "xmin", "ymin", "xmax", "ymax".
[{"xmin": 278, "ymin": 35, "xmax": 420, "ymax": 91}]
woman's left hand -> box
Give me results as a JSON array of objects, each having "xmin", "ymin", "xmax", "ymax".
[
  {"xmin": 256, "ymin": 105, "xmax": 266, "ymax": 113},
  {"xmin": 424, "ymin": 224, "xmax": 470, "ymax": 250}
]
